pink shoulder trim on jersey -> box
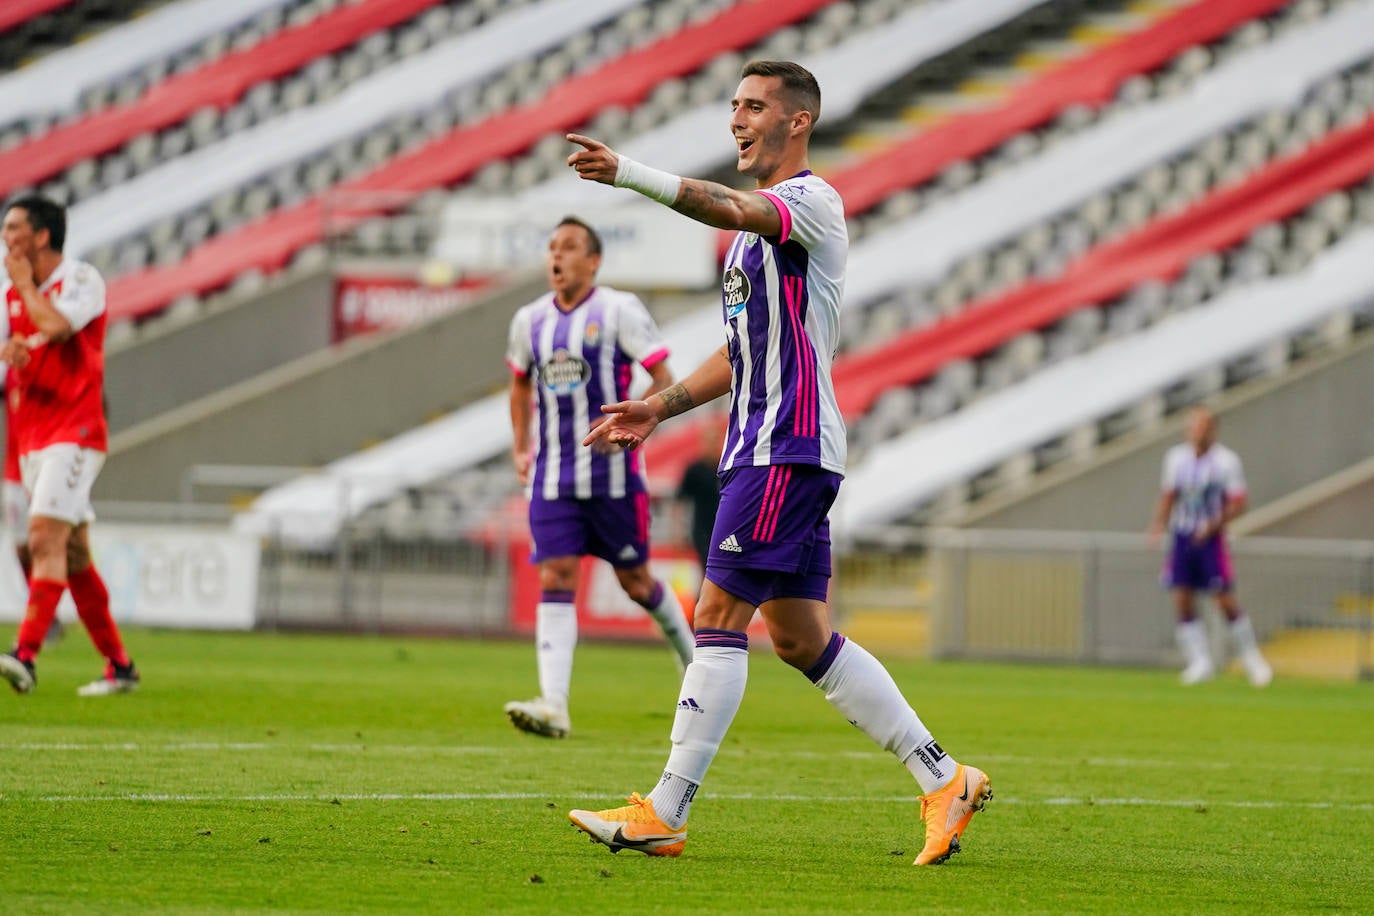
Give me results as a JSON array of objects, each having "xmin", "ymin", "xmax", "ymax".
[
  {"xmin": 506, "ymin": 358, "xmax": 528, "ymax": 377},
  {"xmin": 755, "ymin": 190, "xmax": 792, "ymax": 245},
  {"xmin": 640, "ymin": 347, "xmax": 670, "ymax": 370}
]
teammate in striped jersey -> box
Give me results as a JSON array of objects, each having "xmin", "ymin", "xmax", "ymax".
[
  {"xmin": 502, "ymin": 216, "xmax": 693, "ymax": 739},
  {"xmin": 564, "ymin": 61, "xmax": 991, "ymax": 866},
  {"xmin": 1149, "ymin": 407, "xmax": 1272, "ymax": 687}
]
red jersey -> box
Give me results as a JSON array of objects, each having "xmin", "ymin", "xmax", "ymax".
[{"xmin": 3, "ymin": 257, "xmax": 108, "ymax": 455}]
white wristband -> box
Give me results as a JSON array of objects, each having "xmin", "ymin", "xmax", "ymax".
[{"xmin": 613, "ymin": 156, "xmax": 682, "ymax": 206}]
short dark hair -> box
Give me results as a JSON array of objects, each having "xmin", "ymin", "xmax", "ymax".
[
  {"xmin": 6, "ymin": 194, "xmax": 66, "ymax": 252},
  {"xmin": 741, "ymin": 60, "xmax": 821, "ymax": 127},
  {"xmin": 557, "ymin": 215, "xmax": 602, "ymax": 256}
]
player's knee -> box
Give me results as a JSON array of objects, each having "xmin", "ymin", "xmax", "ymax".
[
  {"xmin": 26, "ymin": 519, "xmax": 69, "ymax": 562},
  {"xmin": 538, "ymin": 558, "xmax": 579, "ymax": 592},
  {"xmin": 615, "ymin": 567, "xmax": 656, "ymax": 605},
  {"xmin": 66, "ymin": 539, "xmax": 91, "ymax": 574},
  {"xmin": 771, "ymin": 634, "xmax": 820, "ymax": 671}
]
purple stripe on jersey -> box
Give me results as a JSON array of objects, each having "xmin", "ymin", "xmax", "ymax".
[
  {"xmin": 551, "ymin": 305, "xmax": 580, "ymax": 492},
  {"xmin": 803, "ymin": 632, "xmax": 846, "ymax": 683},
  {"xmin": 541, "ymin": 589, "xmax": 575, "ymax": 604},
  {"xmin": 694, "ymin": 628, "xmax": 748, "ymax": 650}
]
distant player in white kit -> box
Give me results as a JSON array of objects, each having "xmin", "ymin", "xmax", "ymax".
[
  {"xmin": 564, "ymin": 61, "xmax": 991, "ymax": 866},
  {"xmin": 503, "ymin": 215, "xmax": 694, "ymax": 739},
  {"xmin": 1149, "ymin": 407, "xmax": 1272, "ymax": 687}
]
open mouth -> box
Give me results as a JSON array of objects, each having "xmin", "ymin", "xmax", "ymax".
[{"xmin": 736, "ymin": 138, "xmax": 755, "ymax": 154}]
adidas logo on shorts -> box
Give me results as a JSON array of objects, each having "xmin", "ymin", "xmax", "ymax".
[
  {"xmin": 617, "ymin": 544, "xmax": 638, "ymax": 562},
  {"xmin": 718, "ymin": 534, "xmax": 742, "ymax": 553}
]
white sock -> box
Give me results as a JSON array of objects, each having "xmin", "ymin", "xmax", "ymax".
[
  {"xmin": 535, "ymin": 599, "xmax": 577, "ymax": 711},
  {"xmin": 810, "ymin": 635, "xmax": 957, "ymax": 794},
  {"xmin": 639, "ymin": 580, "xmax": 694, "ymax": 670},
  {"xmin": 646, "ymin": 771, "xmax": 697, "ymax": 831},
  {"xmin": 1176, "ymin": 619, "xmax": 1211, "ymax": 670},
  {"xmin": 1228, "ymin": 615, "xmax": 1260, "ymax": 656},
  {"xmin": 648, "ymin": 634, "xmax": 749, "ymax": 828}
]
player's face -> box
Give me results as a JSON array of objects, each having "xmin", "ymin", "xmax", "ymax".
[
  {"xmin": 1186, "ymin": 410, "xmax": 1216, "ymax": 451},
  {"xmin": 546, "ymin": 224, "xmax": 600, "ymax": 302},
  {"xmin": 730, "ymin": 75, "xmax": 796, "ymax": 181},
  {"xmin": 1, "ymin": 207, "xmax": 39, "ymax": 262}
]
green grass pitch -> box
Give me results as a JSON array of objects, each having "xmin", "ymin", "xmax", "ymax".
[{"xmin": 1, "ymin": 627, "xmax": 1370, "ymax": 913}]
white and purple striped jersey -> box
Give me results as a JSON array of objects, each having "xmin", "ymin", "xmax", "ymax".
[
  {"xmin": 718, "ymin": 171, "xmax": 848, "ymax": 476},
  {"xmin": 1161, "ymin": 444, "xmax": 1247, "ymax": 536},
  {"xmin": 507, "ymin": 286, "xmax": 669, "ymax": 500}
]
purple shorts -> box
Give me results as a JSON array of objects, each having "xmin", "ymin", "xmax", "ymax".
[
  {"xmin": 1163, "ymin": 532, "xmax": 1234, "ymax": 592},
  {"xmin": 528, "ymin": 493, "xmax": 650, "ymax": 568},
  {"xmin": 704, "ymin": 464, "xmax": 841, "ymax": 607}
]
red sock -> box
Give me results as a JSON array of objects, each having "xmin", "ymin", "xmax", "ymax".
[
  {"xmin": 68, "ymin": 566, "xmax": 130, "ymax": 667},
  {"xmin": 15, "ymin": 578, "xmax": 64, "ymax": 662}
]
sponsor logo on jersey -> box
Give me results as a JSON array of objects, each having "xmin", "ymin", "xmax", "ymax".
[
  {"xmin": 540, "ymin": 348, "xmax": 591, "ymax": 394},
  {"xmin": 723, "ymin": 267, "xmax": 750, "ymax": 319},
  {"xmin": 775, "ymin": 182, "xmax": 806, "ymax": 205},
  {"xmin": 584, "ymin": 321, "xmax": 601, "ymax": 347}
]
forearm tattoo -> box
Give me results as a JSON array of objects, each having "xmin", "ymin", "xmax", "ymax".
[
  {"xmin": 671, "ymin": 180, "xmax": 738, "ymax": 226},
  {"xmin": 660, "ymin": 383, "xmax": 696, "ymax": 418}
]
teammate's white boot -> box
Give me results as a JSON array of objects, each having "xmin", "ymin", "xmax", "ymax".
[{"xmin": 504, "ymin": 697, "xmax": 571, "ymax": 738}]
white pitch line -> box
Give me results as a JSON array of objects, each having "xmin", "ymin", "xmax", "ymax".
[
  {"xmin": 16, "ymin": 792, "xmax": 1374, "ymax": 810},
  {"xmin": 7, "ymin": 743, "xmax": 1373, "ymax": 775}
]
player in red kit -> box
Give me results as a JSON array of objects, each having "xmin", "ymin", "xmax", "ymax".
[{"xmin": 0, "ymin": 195, "xmax": 139, "ymax": 696}]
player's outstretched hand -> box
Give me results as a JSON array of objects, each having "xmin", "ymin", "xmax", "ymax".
[
  {"xmin": 567, "ymin": 134, "xmax": 619, "ymax": 185},
  {"xmin": 583, "ymin": 400, "xmax": 660, "ymax": 452}
]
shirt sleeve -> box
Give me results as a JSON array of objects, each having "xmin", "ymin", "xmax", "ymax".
[
  {"xmin": 1161, "ymin": 448, "xmax": 1180, "ymax": 492},
  {"xmin": 1222, "ymin": 450, "xmax": 1247, "ymax": 497},
  {"xmin": 52, "ymin": 262, "xmax": 106, "ymax": 331},
  {"xmin": 755, "ymin": 175, "xmax": 841, "ymax": 251},
  {"xmin": 505, "ymin": 307, "xmax": 534, "ymax": 377},
  {"xmin": 615, "ymin": 294, "xmax": 669, "ymax": 369}
]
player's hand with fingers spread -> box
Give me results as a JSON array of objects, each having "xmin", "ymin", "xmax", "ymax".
[
  {"xmin": 566, "ymin": 134, "xmax": 620, "ymax": 185},
  {"xmin": 583, "ymin": 399, "xmax": 661, "ymax": 452}
]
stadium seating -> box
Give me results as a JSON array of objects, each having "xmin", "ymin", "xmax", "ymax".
[{"xmin": 37, "ymin": 0, "xmax": 1362, "ymax": 544}]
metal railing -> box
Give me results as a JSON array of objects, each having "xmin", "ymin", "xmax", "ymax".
[{"xmin": 850, "ymin": 527, "xmax": 1374, "ymax": 678}]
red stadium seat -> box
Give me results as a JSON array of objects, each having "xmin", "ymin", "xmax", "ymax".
[
  {"xmin": 710, "ymin": 0, "xmax": 1293, "ymax": 258},
  {"xmin": 0, "ymin": 0, "xmax": 447, "ymax": 201},
  {"xmin": 0, "ymin": 0, "xmax": 77, "ymax": 35},
  {"xmin": 104, "ymin": 0, "xmax": 841, "ymax": 322},
  {"xmin": 832, "ymin": 111, "xmax": 1374, "ymax": 420}
]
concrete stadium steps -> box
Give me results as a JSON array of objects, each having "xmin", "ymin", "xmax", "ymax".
[{"xmin": 807, "ymin": 0, "xmax": 1192, "ymax": 177}]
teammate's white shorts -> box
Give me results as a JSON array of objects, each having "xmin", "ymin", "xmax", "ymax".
[
  {"xmin": 3, "ymin": 479, "xmax": 28, "ymax": 543},
  {"xmin": 19, "ymin": 444, "xmax": 103, "ymax": 527}
]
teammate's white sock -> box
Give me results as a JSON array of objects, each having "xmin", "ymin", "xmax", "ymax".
[
  {"xmin": 637, "ymin": 580, "xmax": 694, "ymax": 670},
  {"xmin": 535, "ymin": 594, "xmax": 577, "ymax": 712},
  {"xmin": 649, "ymin": 630, "xmax": 749, "ymax": 828},
  {"xmin": 1228, "ymin": 614, "xmax": 1273, "ymax": 686},
  {"xmin": 807, "ymin": 633, "xmax": 957, "ymax": 794},
  {"xmin": 1176, "ymin": 619, "xmax": 1212, "ymax": 672},
  {"xmin": 1227, "ymin": 614, "xmax": 1260, "ymax": 655}
]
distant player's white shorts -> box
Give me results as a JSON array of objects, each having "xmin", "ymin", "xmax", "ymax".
[
  {"xmin": 19, "ymin": 444, "xmax": 103, "ymax": 527},
  {"xmin": 2, "ymin": 479, "xmax": 28, "ymax": 543}
]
